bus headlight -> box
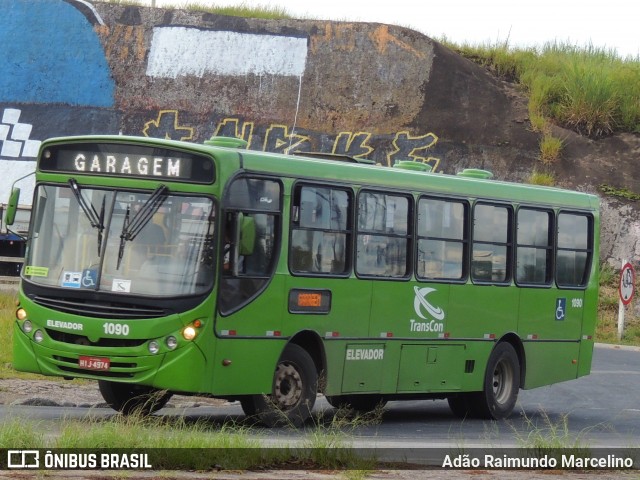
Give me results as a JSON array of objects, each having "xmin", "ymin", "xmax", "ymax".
[
  {"xmin": 22, "ymin": 320, "xmax": 33, "ymax": 334},
  {"xmin": 34, "ymin": 330, "xmax": 44, "ymax": 343},
  {"xmin": 148, "ymin": 340, "xmax": 160, "ymax": 354},
  {"xmin": 16, "ymin": 308, "xmax": 27, "ymax": 321},
  {"xmin": 166, "ymin": 336, "xmax": 178, "ymax": 350},
  {"xmin": 182, "ymin": 326, "xmax": 197, "ymax": 341}
]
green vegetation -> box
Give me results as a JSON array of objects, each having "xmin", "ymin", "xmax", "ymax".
[
  {"xmin": 539, "ymin": 133, "xmax": 563, "ymax": 164},
  {"xmin": 179, "ymin": 2, "xmax": 292, "ymax": 19},
  {"xmin": 100, "ymin": 0, "xmax": 293, "ymax": 19},
  {"xmin": 599, "ymin": 184, "xmax": 640, "ymax": 201},
  {"xmin": 510, "ymin": 410, "xmax": 592, "ymax": 459},
  {"xmin": 443, "ymin": 40, "xmax": 640, "ymax": 141},
  {"xmin": 527, "ymin": 170, "xmax": 555, "ymax": 186},
  {"xmin": 596, "ymin": 263, "xmax": 640, "ymax": 345},
  {"xmin": 0, "ymin": 406, "xmax": 379, "ymax": 470}
]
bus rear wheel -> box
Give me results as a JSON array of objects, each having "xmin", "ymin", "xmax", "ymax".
[
  {"xmin": 242, "ymin": 344, "xmax": 318, "ymax": 427},
  {"xmin": 471, "ymin": 342, "xmax": 520, "ymax": 419},
  {"xmin": 98, "ymin": 380, "xmax": 172, "ymax": 415}
]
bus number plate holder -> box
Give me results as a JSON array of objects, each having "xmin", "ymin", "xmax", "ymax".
[{"xmin": 78, "ymin": 356, "xmax": 111, "ymax": 371}]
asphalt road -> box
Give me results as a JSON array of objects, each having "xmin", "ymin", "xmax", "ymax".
[{"xmin": 2, "ymin": 344, "xmax": 639, "ymax": 461}]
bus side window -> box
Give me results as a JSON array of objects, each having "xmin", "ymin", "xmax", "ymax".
[
  {"xmin": 290, "ymin": 185, "xmax": 351, "ymax": 276},
  {"xmin": 556, "ymin": 212, "xmax": 592, "ymax": 287},
  {"xmin": 356, "ymin": 191, "xmax": 410, "ymax": 278},
  {"xmin": 472, "ymin": 203, "xmax": 512, "ymax": 284},
  {"xmin": 516, "ymin": 208, "xmax": 553, "ymax": 285},
  {"xmin": 416, "ymin": 197, "xmax": 467, "ymax": 281}
]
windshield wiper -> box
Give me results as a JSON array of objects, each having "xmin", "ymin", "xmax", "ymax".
[
  {"xmin": 117, "ymin": 185, "xmax": 168, "ymax": 270},
  {"xmin": 68, "ymin": 179, "xmax": 105, "ymax": 255}
]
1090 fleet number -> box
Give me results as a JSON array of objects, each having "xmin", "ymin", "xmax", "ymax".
[{"xmin": 103, "ymin": 322, "xmax": 130, "ymax": 336}]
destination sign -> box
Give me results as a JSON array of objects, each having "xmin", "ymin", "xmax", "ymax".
[
  {"xmin": 40, "ymin": 142, "xmax": 215, "ymax": 183},
  {"xmin": 72, "ymin": 153, "xmax": 184, "ymax": 177}
]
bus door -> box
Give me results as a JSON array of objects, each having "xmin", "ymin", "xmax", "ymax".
[{"xmin": 213, "ymin": 176, "xmax": 285, "ymax": 392}]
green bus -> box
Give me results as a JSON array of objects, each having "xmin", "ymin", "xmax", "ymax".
[{"xmin": 10, "ymin": 135, "xmax": 599, "ymax": 425}]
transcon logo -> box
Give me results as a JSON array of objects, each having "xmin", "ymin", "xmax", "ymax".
[
  {"xmin": 410, "ymin": 286, "xmax": 445, "ymax": 333},
  {"xmin": 413, "ymin": 286, "xmax": 445, "ymax": 321}
]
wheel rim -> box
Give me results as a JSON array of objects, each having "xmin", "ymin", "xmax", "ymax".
[
  {"xmin": 274, "ymin": 361, "xmax": 303, "ymax": 410},
  {"xmin": 492, "ymin": 358, "xmax": 514, "ymax": 405}
]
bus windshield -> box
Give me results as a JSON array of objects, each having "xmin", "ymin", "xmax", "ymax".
[{"xmin": 24, "ymin": 183, "xmax": 216, "ymax": 297}]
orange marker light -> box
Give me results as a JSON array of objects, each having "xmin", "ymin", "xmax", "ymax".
[{"xmin": 298, "ymin": 293, "xmax": 321, "ymax": 308}]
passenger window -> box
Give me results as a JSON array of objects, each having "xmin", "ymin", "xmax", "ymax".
[
  {"xmin": 356, "ymin": 192, "xmax": 410, "ymax": 278},
  {"xmin": 416, "ymin": 198, "xmax": 467, "ymax": 280},
  {"xmin": 472, "ymin": 203, "xmax": 512, "ymax": 283},
  {"xmin": 556, "ymin": 213, "xmax": 592, "ymax": 287},
  {"xmin": 516, "ymin": 208, "xmax": 553, "ymax": 285},
  {"xmin": 290, "ymin": 185, "xmax": 351, "ymax": 275}
]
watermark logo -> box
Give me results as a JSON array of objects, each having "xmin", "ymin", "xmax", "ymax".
[{"xmin": 8, "ymin": 450, "xmax": 39, "ymax": 469}]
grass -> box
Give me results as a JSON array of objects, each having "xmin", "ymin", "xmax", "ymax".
[
  {"xmin": 539, "ymin": 134, "xmax": 563, "ymax": 164},
  {"xmin": 510, "ymin": 410, "xmax": 593, "ymax": 460},
  {"xmin": 527, "ymin": 170, "xmax": 555, "ymax": 186},
  {"xmin": 100, "ymin": 0, "xmax": 293, "ymax": 19},
  {"xmin": 599, "ymin": 184, "xmax": 640, "ymax": 201},
  {"xmin": 443, "ymin": 40, "xmax": 640, "ymax": 142},
  {"xmin": 0, "ymin": 403, "xmax": 381, "ymax": 470},
  {"xmin": 0, "ymin": 292, "xmax": 45, "ymax": 380}
]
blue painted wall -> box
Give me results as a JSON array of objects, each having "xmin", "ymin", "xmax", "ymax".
[{"xmin": 0, "ymin": 0, "xmax": 114, "ymax": 107}]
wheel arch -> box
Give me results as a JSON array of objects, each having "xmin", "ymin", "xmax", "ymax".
[
  {"xmin": 497, "ymin": 332, "xmax": 526, "ymax": 388},
  {"xmin": 286, "ymin": 330, "xmax": 326, "ymax": 390}
]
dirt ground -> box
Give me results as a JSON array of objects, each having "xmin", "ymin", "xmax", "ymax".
[{"xmin": 0, "ymin": 377, "xmax": 226, "ymax": 409}]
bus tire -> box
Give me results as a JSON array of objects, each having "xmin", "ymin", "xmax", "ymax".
[
  {"xmin": 326, "ymin": 394, "xmax": 386, "ymax": 413},
  {"xmin": 98, "ymin": 380, "xmax": 172, "ymax": 415},
  {"xmin": 239, "ymin": 396, "xmax": 257, "ymax": 417},
  {"xmin": 471, "ymin": 342, "xmax": 520, "ymax": 419},
  {"xmin": 250, "ymin": 343, "xmax": 318, "ymax": 427}
]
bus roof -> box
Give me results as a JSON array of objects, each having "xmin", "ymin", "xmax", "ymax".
[
  {"xmin": 239, "ymin": 148, "xmax": 598, "ymax": 211},
  {"xmin": 37, "ymin": 135, "xmax": 598, "ymax": 211}
]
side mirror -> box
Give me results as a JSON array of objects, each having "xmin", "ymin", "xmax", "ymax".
[{"xmin": 5, "ymin": 187, "xmax": 20, "ymax": 226}]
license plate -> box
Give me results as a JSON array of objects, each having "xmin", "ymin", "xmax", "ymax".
[{"xmin": 78, "ymin": 356, "xmax": 111, "ymax": 371}]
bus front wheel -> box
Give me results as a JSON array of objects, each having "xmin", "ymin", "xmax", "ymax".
[
  {"xmin": 242, "ymin": 344, "xmax": 318, "ymax": 427},
  {"xmin": 98, "ymin": 380, "xmax": 172, "ymax": 415},
  {"xmin": 472, "ymin": 342, "xmax": 520, "ymax": 419}
]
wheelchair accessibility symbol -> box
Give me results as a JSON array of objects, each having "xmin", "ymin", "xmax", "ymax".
[
  {"xmin": 555, "ymin": 298, "xmax": 566, "ymax": 321},
  {"xmin": 82, "ymin": 269, "xmax": 97, "ymax": 288}
]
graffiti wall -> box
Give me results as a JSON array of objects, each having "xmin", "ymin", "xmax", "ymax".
[{"xmin": 1, "ymin": 0, "xmax": 538, "ymax": 204}]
